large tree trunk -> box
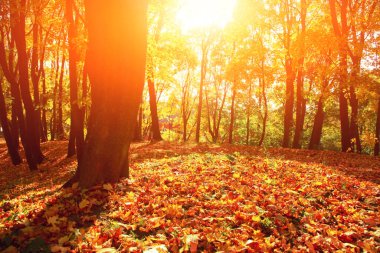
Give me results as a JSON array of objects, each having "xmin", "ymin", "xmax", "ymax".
[
  {"xmin": 0, "ymin": 79, "xmax": 22, "ymax": 165},
  {"xmin": 66, "ymin": 0, "xmax": 148, "ymax": 188},
  {"xmin": 375, "ymin": 98, "xmax": 380, "ymax": 156},
  {"xmin": 11, "ymin": 0, "xmax": 43, "ymax": 167},
  {"xmin": 309, "ymin": 96, "xmax": 325, "ymax": 150}
]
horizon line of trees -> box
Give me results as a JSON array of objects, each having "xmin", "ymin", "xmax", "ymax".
[{"xmin": 0, "ymin": 0, "xmax": 379, "ymax": 172}]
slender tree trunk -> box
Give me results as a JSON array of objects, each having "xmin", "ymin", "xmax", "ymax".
[
  {"xmin": 56, "ymin": 54, "xmax": 65, "ymax": 139},
  {"xmin": 246, "ymin": 82, "xmax": 251, "ymax": 145},
  {"xmin": 293, "ymin": 0, "xmax": 306, "ymax": 149},
  {"xmin": 375, "ymin": 98, "xmax": 380, "ymax": 156},
  {"xmin": 195, "ymin": 39, "xmax": 208, "ymax": 143},
  {"xmin": 329, "ymin": 0, "xmax": 351, "ymax": 152},
  {"xmin": 41, "ymin": 69, "xmax": 48, "ymax": 142},
  {"xmin": 67, "ymin": 0, "xmax": 83, "ymax": 158},
  {"xmin": 282, "ymin": 56, "xmax": 295, "ymax": 148},
  {"xmin": 65, "ymin": 0, "xmax": 148, "ymax": 188},
  {"xmin": 349, "ymin": 58, "xmax": 361, "ymax": 153},
  {"xmin": 258, "ymin": 76, "xmax": 268, "ymax": 147},
  {"xmin": 147, "ymin": 76, "xmax": 162, "ymax": 141},
  {"xmin": 228, "ymin": 83, "xmax": 236, "ymax": 144},
  {"xmin": 0, "ymin": 30, "xmax": 19, "ymax": 148},
  {"xmin": 134, "ymin": 105, "xmax": 143, "ymax": 141},
  {"xmin": 31, "ymin": 19, "xmax": 42, "ymax": 145},
  {"xmin": 0, "ymin": 79, "xmax": 22, "ymax": 165},
  {"xmin": 309, "ymin": 96, "xmax": 325, "ymax": 150},
  {"xmin": 182, "ymin": 98, "xmax": 188, "ymax": 142}
]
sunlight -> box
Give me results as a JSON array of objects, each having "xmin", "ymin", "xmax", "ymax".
[{"xmin": 176, "ymin": 0, "xmax": 236, "ymax": 31}]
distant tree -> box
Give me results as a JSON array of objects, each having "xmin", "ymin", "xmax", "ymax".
[
  {"xmin": 65, "ymin": 0, "xmax": 148, "ymax": 187},
  {"xmin": 195, "ymin": 32, "xmax": 213, "ymax": 143},
  {"xmin": 0, "ymin": 76, "xmax": 21, "ymax": 165},
  {"xmin": 375, "ymin": 98, "xmax": 380, "ymax": 156}
]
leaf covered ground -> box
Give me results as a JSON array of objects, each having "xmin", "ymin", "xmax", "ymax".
[{"xmin": 0, "ymin": 141, "xmax": 379, "ymax": 252}]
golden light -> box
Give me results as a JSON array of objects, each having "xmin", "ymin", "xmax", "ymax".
[{"xmin": 176, "ymin": 0, "xmax": 236, "ymax": 31}]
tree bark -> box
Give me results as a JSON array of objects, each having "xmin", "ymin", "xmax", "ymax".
[
  {"xmin": 11, "ymin": 0, "xmax": 43, "ymax": 167},
  {"xmin": 65, "ymin": 0, "xmax": 148, "ymax": 188},
  {"xmin": 309, "ymin": 96, "xmax": 325, "ymax": 150}
]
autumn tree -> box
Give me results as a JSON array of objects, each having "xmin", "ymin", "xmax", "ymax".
[{"xmin": 65, "ymin": 0, "xmax": 148, "ymax": 187}]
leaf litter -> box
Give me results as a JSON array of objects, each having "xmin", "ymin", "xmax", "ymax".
[{"xmin": 0, "ymin": 141, "xmax": 379, "ymax": 252}]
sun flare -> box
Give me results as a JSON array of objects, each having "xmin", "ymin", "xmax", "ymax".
[{"xmin": 176, "ymin": 0, "xmax": 236, "ymax": 31}]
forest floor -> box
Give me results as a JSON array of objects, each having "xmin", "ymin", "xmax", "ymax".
[{"xmin": 0, "ymin": 141, "xmax": 379, "ymax": 252}]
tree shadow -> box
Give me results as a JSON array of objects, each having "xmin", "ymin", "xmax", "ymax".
[{"xmin": 0, "ymin": 184, "xmax": 114, "ymax": 251}]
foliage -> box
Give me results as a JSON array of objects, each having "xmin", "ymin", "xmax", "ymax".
[{"xmin": 0, "ymin": 141, "xmax": 379, "ymax": 252}]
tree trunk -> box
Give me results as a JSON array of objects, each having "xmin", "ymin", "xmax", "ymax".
[
  {"xmin": 65, "ymin": 0, "xmax": 148, "ymax": 188},
  {"xmin": 31, "ymin": 19, "xmax": 42, "ymax": 145},
  {"xmin": 228, "ymin": 83, "xmax": 236, "ymax": 144},
  {"xmin": 282, "ymin": 55, "xmax": 295, "ymax": 148},
  {"xmin": 0, "ymin": 79, "xmax": 22, "ymax": 165},
  {"xmin": 11, "ymin": 0, "xmax": 43, "ymax": 167},
  {"xmin": 375, "ymin": 98, "xmax": 380, "ymax": 156},
  {"xmin": 134, "ymin": 105, "xmax": 143, "ymax": 141},
  {"xmin": 195, "ymin": 39, "xmax": 208, "ymax": 143},
  {"xmin": 258, "ymin": 76, "xmax": 268, "ymax": 147},
  {"xmin": 147, "ymin": 76, "xmax": 162, "ymax": 141},
  {"xmin": 309, "ymin": 96, "xmax": 325, "ymax": 150},
  {"xmin": 56, "ymin": 54, "xmax": 65, "ymax": 139},
  {"xmin": 349, "ymin": 58, "xmax": 361, "ymax": 153},
  {"xmin": 41, "ymin": 69, "xmax": 48, "ymax": 142},
  {"xmin": 67, "ymin": 0, "xmax": 83, "ymax": 158},
  {"xmin": 246, "ymin": 82, "xmax": 251, "ymax": 145},
  {"xmin": 292, "ymin": 0, "xmax": 306, "ymax": 149},
  {"xmin": 329, "ymin": 0, "xmax": 351, "ymax": 152}
]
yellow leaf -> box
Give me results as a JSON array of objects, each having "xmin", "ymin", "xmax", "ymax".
[
  {"xmin": 47, "ymin": 215, "xmax": 59, "ymax": 227},
  {"xmin": 315, "ymin": 182, "xmax": 323, "ymax": 186},
  {"xmin": 128, "ymin": 192, "xmax": 135, "ymax": 200},
  {"xmin": 233, "ymin": 173, "xmax": 240, "ymax": 179},
  {"xmin": 79, "ymin": 199, "xmax": 90, "ymax": 209},
  {"xmin": 103, "ymin": 183, "xmax": 113, "ymax": 191},
  {"xmin": 58, "ymin": 235, "xmax": 70, "ymax": 245},
  {"xmin": 252, "ymin": 215, "xmax": 261, "ymax": 222}
]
